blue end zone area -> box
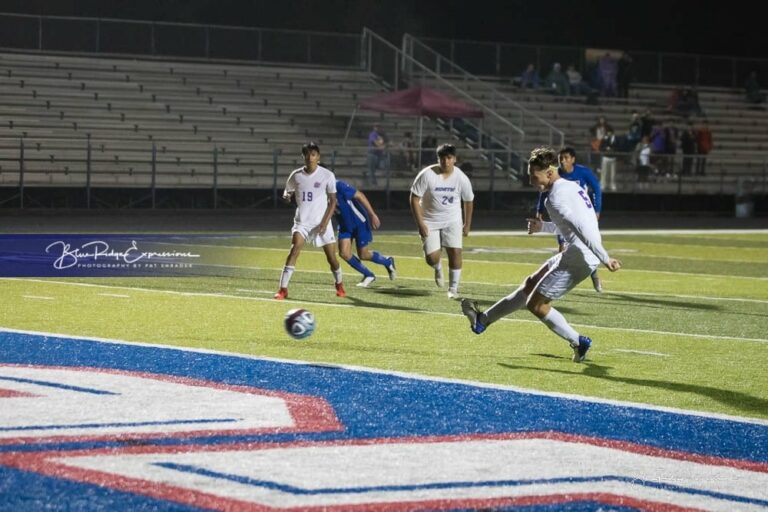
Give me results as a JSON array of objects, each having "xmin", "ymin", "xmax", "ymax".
[{"xmin": 1, "ymin": 329, "xmax": 767, "ymax": 511}]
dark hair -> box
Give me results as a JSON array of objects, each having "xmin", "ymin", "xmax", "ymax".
[
  {"xmin": 301, "ymin": 141, "xmax": 320, "ymax": 155},
  {"xmin": 528, "ymin": 146, "xmax": 559, "ymax": 171},
  {"xmin": 436, "ymin": 143, "xmax": 456, "ymax": 158},
  {"xmin": 558, "ymin": 147, "xmax": 576, "ymax": 159}
]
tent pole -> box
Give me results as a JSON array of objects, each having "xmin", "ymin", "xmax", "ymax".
[
  {"xmin": 417, "ymin": 116, "xmax": 423, "ymax": 169},
  {"xmin": 342, "ymin": 107, "xmax": 358, "ymax": 147}
]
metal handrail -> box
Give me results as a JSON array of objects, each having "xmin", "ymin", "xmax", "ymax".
[
  {"xmin": 362, "ymin": 28, "xmax": 524, "ymax": 177},
  {"xmin": 403, "ymin": 34, "xmax": 565, "ymax": 148}
]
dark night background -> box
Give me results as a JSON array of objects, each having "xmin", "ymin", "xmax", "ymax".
[{"xmin": 0, "ymin": 0, "xmax": 762, "ymax": 59}]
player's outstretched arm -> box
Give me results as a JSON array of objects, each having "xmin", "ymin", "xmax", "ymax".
[{"xmin": 354, "ymin": 191, "xmax": 380, "ymax": 230}]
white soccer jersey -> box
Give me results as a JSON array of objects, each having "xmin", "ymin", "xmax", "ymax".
[
  {"xmin": 410, "ymin": 165, "xmax": 474, "ymax": 228},
  {"xmin": 284, "ymin": 165, "xmax": 336, "ymax": 228},
  {"xmin": 542, "ymin": 178, "xmax": 610, "ymax": 266}
]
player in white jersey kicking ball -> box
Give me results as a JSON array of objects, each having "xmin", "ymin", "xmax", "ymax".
[
  {"xmin": 410, "ymin": 143, "xmax": 474, "ymax": 299},
  {"xmin": 274, "ymin": 142, "xmax": 345, "ymax": 300},
  {"xmin": 461, "ymin": 146, "xmax": 621, "ymax": 362}
]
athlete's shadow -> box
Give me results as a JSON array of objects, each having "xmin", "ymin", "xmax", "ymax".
[
  {"xmin": 372, "ymin": 286, "xmax": 431, "ymax": 298},
  {"xmin": 498, "ymin": 360, "xmax": 768, "ymax": 416}
]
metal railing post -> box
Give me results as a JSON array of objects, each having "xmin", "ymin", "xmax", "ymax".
[
  {"xmin": 272, "ymin": 149, "xmax": 280, "ymax": 208},
  {"xmin": 151, "ymin": 143, "xmax": 157, "ymax": 209},
  {"xmin": 212, "ymin": 147, "xmax": 218, "ymax": 209},
  {"xmin": 19, "ymin": 139, "xmax": 24, "ymax": 209},
  {"xmin": 86, "ymin": 141, "xmax": 91, "ymax": 208}
]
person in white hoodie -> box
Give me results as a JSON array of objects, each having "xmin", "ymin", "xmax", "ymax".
[{"xmin": 461, "ymin": 146, "xmax": 622, "ymax": 362}]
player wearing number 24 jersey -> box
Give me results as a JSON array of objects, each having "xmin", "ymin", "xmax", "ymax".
[
  {"xmin": 410, "ymin": 143, "xmax": 474, "ymax": 299},
  {"xmin": 274, "ymin": 142, "xmax": 345, "ymax": 300}
]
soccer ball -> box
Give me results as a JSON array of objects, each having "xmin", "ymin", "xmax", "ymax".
[{"xmin": 284, "ymin": 308, "xmax": 315, "ymax": 340}]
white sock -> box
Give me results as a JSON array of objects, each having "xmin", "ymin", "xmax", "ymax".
[
  {"xmin": 279, "ymin": 266, "xmax": 295, "ymax": 288},
  {"xmin": 431, "ymin": 261, "xmax": 442, "ymax": 273},
  {"xmin": 448, "ymin": 268, "xmax": 461, "ymax": 290},
  {"xmin": 541, "ymin": 307, "xmax": 580, "ymax": 345},
  {"xmin": 332, "ymin": 268, "xmax": 343, "ymax": 284},
  {"xmin": 483, "ymin": 286, "xmax": 527, "ymax": 325}
]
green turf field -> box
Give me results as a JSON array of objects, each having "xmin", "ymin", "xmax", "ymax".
[{"xmin": 2, "ymin": 230, "xmax": 767, "ymax": 420}]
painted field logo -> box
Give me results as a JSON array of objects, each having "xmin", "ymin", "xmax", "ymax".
[{"xmin": 1, "ymin": 329, "xmax": 767, "ymax": 511}]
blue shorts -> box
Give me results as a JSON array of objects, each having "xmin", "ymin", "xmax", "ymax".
[{"xmin": 338, "ymin": 222, "xmax": 373, "ymax": 248}]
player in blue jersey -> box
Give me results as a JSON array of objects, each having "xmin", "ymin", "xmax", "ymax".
[
  {"xmin": 536, "ymin": 147, "xmax": 604, "ymax": 292},
  {"xmin": 335, "ymin": 180, "xmax": 396, "ymax": 287}
]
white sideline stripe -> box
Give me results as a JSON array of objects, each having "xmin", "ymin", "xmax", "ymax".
[
  {"xmin": 1, "ymin": 325, "xmax": 766, "ymax": 428},
  {"xmin": 613, "ymin": 349, "xmax": 670, "ymax": 357},
  {"xmin": 477, "ymin": 229, "xmax": 768, "ymax": 236},
  {"xmin": 21, "ymin": 295, "xmax": 54, "ymax": 300},
  {"xmin": 97, "ymin": 293, "xmax": 130, "ymax": 298},
  {"xmin": 4, "ymin": 278, "xmax": 768, "ymax": 344}
]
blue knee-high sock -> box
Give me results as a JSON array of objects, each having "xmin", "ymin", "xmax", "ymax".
[
  {"xmin": 370, "ymin": 251, "xmax": 391, "ymax": 267},
  {"xmin": 346, "ymin": 256, "xmax": 374, "ymax": 277}
]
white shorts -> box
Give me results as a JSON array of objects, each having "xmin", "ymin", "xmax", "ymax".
[
  {"xmin": 292, "ymin": 223, "xmax": 336, "ymax": 247},
  {"xmin": 422, "ymin": 221, "xmax": 463, "ymax": 254},
  {"xmin": 534, "ymin": 250, "xmax": 597, "ymax": 300}
]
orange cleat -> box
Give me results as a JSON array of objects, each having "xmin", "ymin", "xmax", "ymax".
[
  {"xmin": 273, "ymin": 287, "xmax": 288, "ymax": 300},
  {"xmin": 335, "ymin": 282, "xmax": 346, "ymax": 298}
]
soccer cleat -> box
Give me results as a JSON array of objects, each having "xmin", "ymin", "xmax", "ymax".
[
  {"xmin": 572, "ymin": 335, "xmax": 592, "ymax": 362},
  {"xmin": 447, "ymin": 288, "xmax": 459, "ymax": 299},
  {"xmin": 434, "ymin": 267, "xmax": 444, "ymax": 288},
  {"xmin": 460, "ymin": 299, "xmax": 486, "ymax": 334},
  {"xmin": 591, "ymin": 273, "xmax": 603, "ymax": 293},
  {"xmin": 356, "ymin": 275, "xmax": 376, "ymax": 288},
  {"xmin": 386, "ymin": 258, "xmax": 397, "ymax": 280},
  {"xmin": 335, "ymin": 282, "xmax": 347, "ymax": 297},
  {"xmin": 273, "ymin": 287, "xmax": 288, "ymax": 300}
]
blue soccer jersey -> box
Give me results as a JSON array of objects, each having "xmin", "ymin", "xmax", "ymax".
[
  {"xmin": 334, "ymin": 180, "xmax": 374, "ymax": 248},
  {"xmin": 537, "ymin": 163, "xmax": 602, "ymax": 215}
]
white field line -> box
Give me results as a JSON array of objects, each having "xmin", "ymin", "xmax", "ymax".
[
  {"xmin": 612, "ymin": 349, "xmax": 670, "ymax": 357},
  {"xmin": 476, "ymin": 229, "xmax": 768, "ymax": 236},
  {"xmin": 4, "ymin": 278, "xmax": 768, "ymax": 344},
  {"xmin": 21, "ymin": 295, "xmax": 54, "ymax": 300},
  {"xmin": 1, "ymin": 324, "xmax": 766, "ymax": 427},
  {"xmin": 176, "ymin": 248, "xmax": 768, "ymax": 281},
  {"xmin": 97, "ymin": 293, "xmax": 131, "ymax": 298}
]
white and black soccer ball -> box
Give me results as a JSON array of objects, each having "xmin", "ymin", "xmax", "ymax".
[{"xmin": 284, "ymin": 308, "xmax": 315, "ymax": 340}]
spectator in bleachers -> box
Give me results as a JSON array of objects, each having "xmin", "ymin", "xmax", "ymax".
[
  {"xmin": 421, "ymin": 133, "xmax": 438, "ymax": 167},
  {"xmin": 745, "ymin": 71, "xmax": 766, "ymax": 105},
  {"xmin": 599, "ymin": 128, "xmax": 619, "ymax": 191},
  {"xmin": 695, "ymin": 119, "xmax": 713, "ymax": 176},
  {"xmin": 635, "ymin": 135, "xmax": 655, "ymax": 190},
  {"xmin": 640, "ymin": 108, "xmax": 655, "ymax": 138},
  {"xmin": 598, "ymin": 53, "xmax": 618, "ymax": 97},
  {"xmin": 397, "ymin": 131, "xmax": 417, "ymax": 171},
  {"xmin": 519, "ymin": 63, "xmax": 540, "ymax": 89},
  {"xmin": 617, "ymin": 52, "xmax": 634, "ymax": 98},
  {"xmin": 544, "ymin": 63, "xmax": 570, "ymax": 96},
  {"xmin": 626, "ymin": 110, "xmax": 642, "ymax": 150},
  {"xmin": 670, "ymin": 87, "xmax": 703, "ymax": 117},
  {"xmin": 366, "ymin": 123, "xmax": 388, "ymax": 185},
  {"xmin": 589, "ymin": 116, "xmax": 613, "ymax": 153},
  {"xmin": 663, "ymin": 119, "xmax": 679, "ymax": 175},
  {"xmin": 649, "ymin": 120, "xmax": 667, "ymax": 173},
  {"xmin": 566, "ymin": 64, "xmax": 593, "ymax": 96},
  {"xmin": 680, "ymin": 122, "xmax": 697, "ymax": 176}
]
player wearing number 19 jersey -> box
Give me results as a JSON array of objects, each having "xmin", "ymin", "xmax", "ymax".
[
  {"xmin": 461, "ymin": 146, "xmax": 621, "ymax": 362},
  {"xmin": 274, "ymin": 142, "xmax": 345, "ymax": 300},
  {"xmin": 410, "ymin": 143, "xmax": 474, "ymax": 299}
]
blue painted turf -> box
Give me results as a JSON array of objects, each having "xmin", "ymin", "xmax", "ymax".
[{"xmin": 1, "ymin": 330, "xmax": 767, "ymax": 511}]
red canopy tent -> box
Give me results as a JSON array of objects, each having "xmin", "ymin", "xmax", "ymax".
[
  {"xmin": 358, "ymin": 86, "xmax": 484, "ymax": 118},
  {"xmin": 343, "ymin": 86, "xmax": 484, "ymax": 167}
]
